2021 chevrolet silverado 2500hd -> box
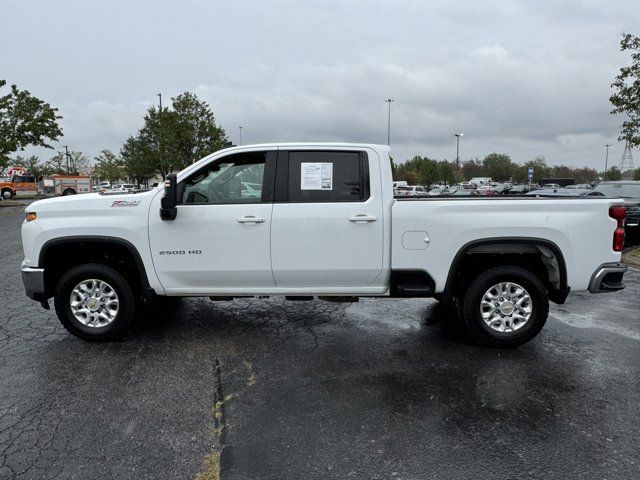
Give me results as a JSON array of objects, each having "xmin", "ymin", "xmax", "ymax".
[{"xmin": 21, "ymin": 143, "xmax": 629, "ymax": 346}]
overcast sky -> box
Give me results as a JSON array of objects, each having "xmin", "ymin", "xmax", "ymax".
[{"xmin": 2, "ymin": 0, "xmax": 639, "ymax": 170}]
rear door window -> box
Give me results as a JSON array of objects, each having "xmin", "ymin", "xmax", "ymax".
[{"xmin": 281, "ymin": 151, "xmax": 369, "ymax": 203}]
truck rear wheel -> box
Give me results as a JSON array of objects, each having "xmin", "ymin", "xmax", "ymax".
[
  {"xmin": 62, "ymin": 188, "xmax": 76, "ymax": 195},
  {"xmin": 54, "ymin": 263, "xmax": 136, "ymax": 341},
  {"xmin": 460, "ymin": 266, "xmax": 548, "ymax": 347}
]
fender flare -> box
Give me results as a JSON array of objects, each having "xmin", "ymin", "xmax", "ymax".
[
  {"xmin": 443, "ymin": 237, "xmax": 569, "ymax": 303},
  {"xmin": 39, "ymin": 235, "xmax": 153, "ymax": 295}
]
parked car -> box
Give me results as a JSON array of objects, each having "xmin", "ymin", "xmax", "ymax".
[
  {"xmin": 592, "ymin": 181, "xmax": 640, "ymax": 234},
  {"xmin": 475, "ymin": 185, "xmax": 497, "ymax": 196},
  {"xmin": 525, "ymin": 189, "xmax": 604, "ymax": 197},
  {"xmin": 110, "ymin": 184, "xmax": 136, "ymax": 193},
  {"xmin": 440, "ymin": 186, "xmax": 460, "ymax": 195},
  {"xmin": 493, "ymin": 184, "xmax": 512, "ymax": 195},
  {"xmin": 394, "ymin": 185, "xmax": 428, "ymax": 197},
  {"xmin": 427, "ymin": 187, "xmax": 445, "ymax": 196},
  {"xmin": 542, "ymin": 183, "xmax": 561, "ymax": 189},
  {"xmin": 452, "ymin": 188, "xmax": 475, "ymax": 196},
  {"xmin": 98, "ymin": 181, "xmax": 111, "ymax": 190},
  {"xmin": 508, "ymin": 184, "xmax": 532, "ymax": 195},
  {"xmin": 565, "ymin": 184, "xmax": 592, "ymax": 190},
  {"xmin": 21, "ymin": 143, "xmax": 629, "ymax": 348}
]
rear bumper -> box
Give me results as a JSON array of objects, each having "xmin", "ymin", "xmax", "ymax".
[
  {"xmin": 21, "ymin": 265, "xmax": 45, "ymax": 300},
  {"xmin": 588, "ymin": 262, "xmax": 628, "ymax": 293}
]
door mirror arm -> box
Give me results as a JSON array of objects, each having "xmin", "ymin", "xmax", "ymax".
[{"xmin": 160, "ymin": 173, "xmax": 178, "ymax": 221}]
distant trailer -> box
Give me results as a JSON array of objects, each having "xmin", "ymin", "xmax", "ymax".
[
  {"xmin": 539, "ymin": 178, "xmax": 575, "ymax": 187},
  {"xmin": 41, "ymin": 175, "xmax": 92, "ymax": 196}
]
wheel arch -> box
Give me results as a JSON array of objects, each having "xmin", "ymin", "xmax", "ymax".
[
  {"xmin": 39, "ymin": 236, "xmax": 153, "ymax": 300},
  {"xmin": 443, "ymin": 237, "xmax": 570, "ymax": 304}
]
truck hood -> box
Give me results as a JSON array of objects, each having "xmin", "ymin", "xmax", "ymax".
[{"xmin": 25, "ymin": 190, "xmax": 159, "ymax": 215}]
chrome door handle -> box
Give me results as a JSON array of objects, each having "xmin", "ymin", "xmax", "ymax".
[
  {"xmin": 348, "ymin": 214, "xmax": 377, "ymax": 223},
  {"xmin": 237, "ymin": 216, "xmax": 265, "ymax": 224}
]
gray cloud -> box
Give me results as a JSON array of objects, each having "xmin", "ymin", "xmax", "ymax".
[{"xmin": 2, "ymin": 0, "xmax": 638, "ymax": 169}]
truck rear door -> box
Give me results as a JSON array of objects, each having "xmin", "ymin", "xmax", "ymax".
[{"xmin": 270, "ymin": 149, "xmax": 384, "ymax": 288}]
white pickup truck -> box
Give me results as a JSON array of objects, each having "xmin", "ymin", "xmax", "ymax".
[{"xmin": 21, "ymin": 143, "xmax": 629, "ymax": 346}]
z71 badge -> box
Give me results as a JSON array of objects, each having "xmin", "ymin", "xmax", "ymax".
[{"xmin": 111, "ymin": 200, "xmax": 141, "ymax": 207}]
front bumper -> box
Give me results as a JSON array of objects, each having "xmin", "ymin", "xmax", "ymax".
[
  {"xmin": 588, "ymin": 262, "xmax": 628, "ymax": 293},
  {"xmin": 21, "ymin": 265, "xmax": 45, "ymax": 300}
]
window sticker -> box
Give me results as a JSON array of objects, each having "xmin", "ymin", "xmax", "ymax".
[{"xmin": 301, "ymin": 162, "xmax": 333, "ymax": 190}]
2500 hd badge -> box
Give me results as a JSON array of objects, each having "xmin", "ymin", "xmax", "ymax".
[{"xmin": 159, "ymin": 250, "xmax": 202, "ymax": 255}]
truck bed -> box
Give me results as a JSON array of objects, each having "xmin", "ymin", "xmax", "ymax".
[{"xmin": 390, "ymin": 196, "xmax": 622, "ymax": 292}]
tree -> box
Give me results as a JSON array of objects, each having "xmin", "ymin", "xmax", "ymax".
[
  {"xmin": 172, "ymin": 92, "xmax": 228, "ymax": 167},
  {"xmin": 14, "ymin": 155, "xmax": 48, "ymax": 179},
  {"xmin": 437, "ymin": 160, "xmax": 460, "ymax": 185},
  {"xmin": 0, "ymin": 80, "xmax": 63, "ymax": 170},
  {"xmin": 125, "ymin": 92, "xmax": 228, "ymax": 180},
  {"xmin": 610, "ymin": 33, "xmax": 640, "ymax": 147},
  {"xmin": 482, "ymin": 153, "xmax": 514, "ymax": 181},
  {"xmin": 93, "ymin": 149, "xmax": 125, "ymax": 183},
  {"xmin": 121, "ymin": 136, "xmax": 156, "ymax": 186},
  {"xmin": 461, "ymin": 159, "xmax": 484, "ymax": 180},
  {"xmin": 634, "ymin": 168, "xmax": 640, "ymax": 181},
  {"xmin": 602, "ymin": 166, "xmax": 623, "ymax": 181},
  {"xmin": 45, "ymin": 154, "xmax": 66, "ymax": 174},
  {"xmin": 46, "ymin": 151, "xmax": 88, "ymax": 175}
]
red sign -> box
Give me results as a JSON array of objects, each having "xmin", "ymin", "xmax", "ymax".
[{"xmin": 7, "ymin": 166, "xmax": 27, "ymax": 177}]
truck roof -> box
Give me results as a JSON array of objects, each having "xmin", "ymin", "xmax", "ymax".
[{"xmin": 218, "ymin": 142, "xmax": 390, "ymax": 153}]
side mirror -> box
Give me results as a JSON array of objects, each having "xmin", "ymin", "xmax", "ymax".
[{"xmin": 160, "ymin": 173, "xmax": 178, "ymax": 221}]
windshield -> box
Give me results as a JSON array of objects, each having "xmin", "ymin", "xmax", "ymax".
[{"xmin": 593, "ymin": 183, "xmax": 640, "ymax": 198}]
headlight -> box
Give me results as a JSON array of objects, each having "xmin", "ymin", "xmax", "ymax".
[{"xmin": 25, "ymin": 212, "xmax": 37, "ymax": 222}]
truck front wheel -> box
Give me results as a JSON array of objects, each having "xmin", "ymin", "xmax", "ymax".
[
  {"xmin": 460, "ymin": 266, "xmax": 549, "ymax": 347},
  {"xmin": 62, "ymin": 188, "xmax": 76, "ymax": 196},
  {"xmin": 1, "ymin": 189, "xmax": 13, "ymax": 200},
  {"xmin": 54, "ymin": 263, "xmax": 136, "ymax": 341}
]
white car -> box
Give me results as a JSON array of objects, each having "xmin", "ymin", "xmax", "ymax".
[
  {"xmin": 21, "ymin": 143, "xmax": 628, "ymax": 346},
  {"xmin": 110, "ymin": 184, "xmax": 135, "ymax": 193},
  {"xmin": 394, "ymin": 185, "xmax": 428, "ymax": 197}
]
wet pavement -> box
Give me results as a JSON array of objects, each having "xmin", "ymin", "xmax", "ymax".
[{"xmin": 0, "ymin": 204, "xmax": 639, "ymax": 479}]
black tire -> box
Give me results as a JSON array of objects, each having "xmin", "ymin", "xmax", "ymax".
[
  {"xmin": 54, "ymin": 263, "xmax": 136, "ymax": 341},
  {"xmin": 62, "ymin": 188, "xmax": 76, "ymax": 196},
  {"xmin": 460, "ymin": 266, "xmax": 549, "ymax": 347},
  {"xmin": 2, "ymin": 189, "xmax": 13, "ymax": 200}
]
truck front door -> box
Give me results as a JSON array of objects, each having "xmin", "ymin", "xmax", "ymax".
[{"xmin": 148, "ymin": 150, "xmax": 277, "ymax": 294}]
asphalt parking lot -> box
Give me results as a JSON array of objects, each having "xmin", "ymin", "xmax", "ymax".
[{"xmin": 1, "ymin": 204, "xmax": 639, "ymax": 480}]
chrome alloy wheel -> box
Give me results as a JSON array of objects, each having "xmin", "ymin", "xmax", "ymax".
[
  {"xmin": 69, "ymin": 279, "xmax": 120, "ymax": 328},
  {"xmin": 480, "ymin": 282, "xmax": 532, "ymax": 333}
]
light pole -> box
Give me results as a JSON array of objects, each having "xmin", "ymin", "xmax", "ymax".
[
  {"xmin": 454, "ymin": 132, "xmax": 464, "ymax": 166},
  {"xmin": 63, "ymin": 145, "xmax": 70, "ymax": 174},
  {"xmin": 157, "ymin": 93, "xmax": 162, "ymax": 110},
  {"xmin": 604, "ymin": 144, "xmax": 611, "ymax": 172},
  {"xmin": 385, "ymin": 99, "xmax": 394, "ymax": 146},
  {"xmin": 238, "ymin": 126, "xmax": 243, "ymax": 146}
]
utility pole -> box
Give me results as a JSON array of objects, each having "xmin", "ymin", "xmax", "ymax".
[
  {"xmin": 63, "ymin": 145, "xmax": 70, "ymax": 174},
  {"xmin": 604, "ymin": 144, "xmax": 611, "ymax": 172},
  {"xmin": 238, "ymin": 126, "xmax": 243, "ymax": 146},
  {"xmin": 454, "ymin": 132, "xmax": 464, "ymax": 167},
  {"xmin": 157, "ymin": 93, "xmax": 162, "ymax": 110},
  {"xmin": 385, "ymin": 99, "xmax": 394, "ymax": 146}
]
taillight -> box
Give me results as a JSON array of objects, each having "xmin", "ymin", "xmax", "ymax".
[{"xmin": 609, "ymin": 206, "xmax": 627, "ymax": 252}]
